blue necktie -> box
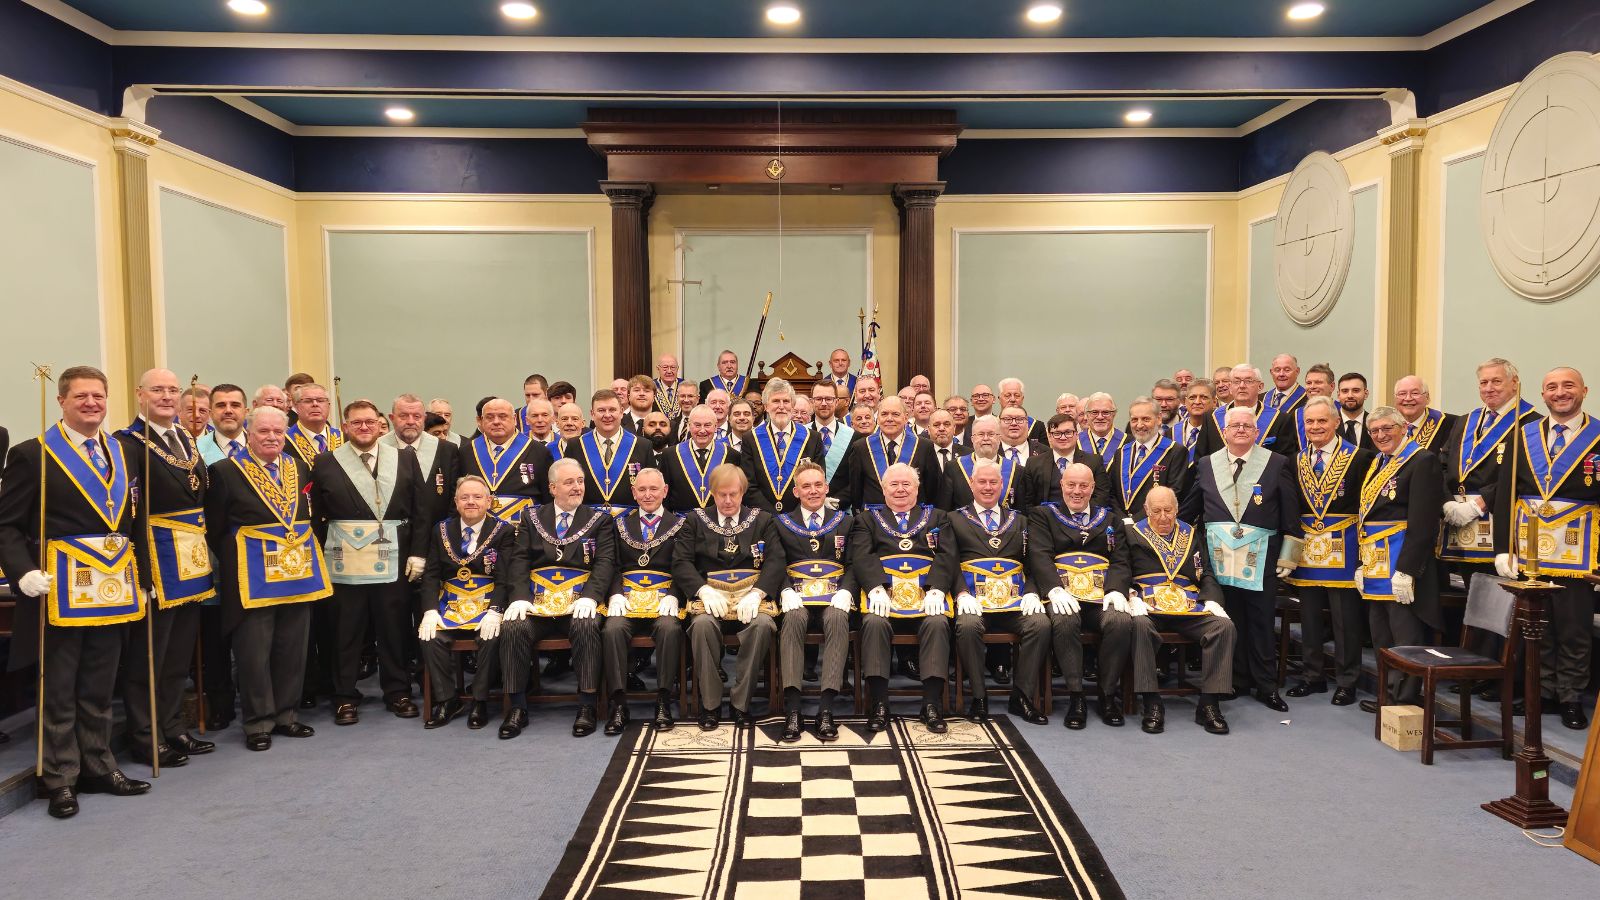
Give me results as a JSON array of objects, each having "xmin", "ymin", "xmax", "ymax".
[
  {"xmin": 811, "ymin": 513, "xmax": 822, "ymax": 530},
  {"xmin": 556, "ymin": 511, "xmax": 570, "ymax": 538},
  {"xmin": 983, "ymin": 510, "xmax": 997, "ymax": 532},
  {"xmin": 642, "ymin": 515, "xmax": 657, "ymax": 541},
  {"xmin": 1132, "ymin": 443, "xmax": 1148, "ymax": 468},
  {"xmin": 265, "ymin": 461, "xmax": 280, "ymax": 485},
  {"xmin": 1551, "ymin": 423, "xmax": 1568, "ymax": 457},
  {"xmin": 1313, "ymin": 450, "xmax": 1325, "ymax": 475},
  {"xmin": 83, "ymin": 439, "xmax": 109, "ymax": 478},
  {"xmin": 776, "ymin": 431, "xmax": 787, "ymax": 455},
  {"xmin": 229, "ymin": 439, "xmax": 248, "ymax": 461},
  {"xmin": 896, "ymin": 511, "xmax": 909, "ymax": 531},
  {"xmin": 315, "ymin": 434, "xmax": 327, "ymax": 453},
  {"xmin": 1057, "ymin": 457, "xmax": 1068, "ymax": 473},
  {"xmin": 461, "ymin": 525, "xmax": 474, "ymax": 556},
  {"xmin": 1479, "ymin": 409, "xmax": 1497, "ymax": 437},
  {"xmin": 820, "ymin": 427, "xmax": 832, "ymax": 451}
]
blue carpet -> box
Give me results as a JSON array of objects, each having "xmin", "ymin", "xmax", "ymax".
[{"xmin": 0, "ymin": 688, "xmax": 1594, "ymax": 898}]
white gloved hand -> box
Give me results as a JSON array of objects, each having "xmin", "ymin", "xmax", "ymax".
[
  {"xmin": 1203, "ymin": 600, "xmax": 1230, "ymax": 619},
  {"xmin": 17, "ymin": 569, "xmax": 50, "ymax": 598},
  {"xmin": 736, "ymin": 593, "xmax": 761, "ymax": 624},
  {"xmin": 1128, "ymin": 595, "xmax": 1151, "ymax": 617},
  {"xmin": 1442, "ymin": 500, "xmax": 1480, "ymax": 527},
  {"xmin": 405, "ymin": 556, "xmax": 425, "ymax": 581},
  {"xmin": 418, "ymin": 610, "xmax": 443, "ymax": 641},
  {"xmin": 608, "ymin": 594, "xmax": 629, "ymax": 618},
  {"xmin": 1047, "ymin": 587, "xmax": 1079, "ymax": 616},
  {"xmin": 572, "ymin": 598, "xmax": 598, "ymax": 619},
  {"xmin": 1494, "ymin": 553, "xmax": 1515, "ymax": 579},
  {"xmin": 657, "ymin": 595, "xmax": 679, "ymax": 618},
  {"xmin": 504, "ymin": 599, "xmax": 534, "ymax": 621},
  {"xmin": 780, "ymin": 588, "xmax": 804, "ymax": 613},
  {"xmin": 1275, "ymin": 561, "xmax": 1295, "ymax": 579},
  {"xmin": 698, "ymin": 585, "xmax": 729, "ymax": 618},
  {"xmin": 867, "ymin": 585, "xmax": 892, "ymax": 618},
  {"xmin": 922, "ymin": 588, "xmax": 948, "ymax": 618},
  {"xmin": 830, "ymin": 589, "xmax": 852, "ymax": 612},
  {"xmin": 1393, "ymin": 571, "xmax": 1416, "ymax": 605},
  {"xmin": 478, "ymin": 610, "xmax": 502, "ymax": 641},
  {"xmin": 1102, "ymin": 591, "xmax": 1129, "ymax": 614},
  {"xmin": 956, "ymin": 592, "xmax": 982, "ymax": 617},
  {"xmin": 1020, "ymin": 592, "xmax": 1045, "ymax": 616},
  {"xmin": 1353, "ymin": 570, "xmax": 1365, "ymax": 593}
]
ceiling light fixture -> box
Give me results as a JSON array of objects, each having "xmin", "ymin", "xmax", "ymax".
[
  {"xmin": 384, "ymin": 107, "xmax": 415, "ymax": 123},
  {"xmin": 1286, "ymin": 3, "xmax": 1325, "ymax": 21},
  {"xmin": 226, "ymin": 0, "xmax": 268, "ymax": 15},
  {"xmin": 1124, "ymin": 109, "xmax": 1153, "ymax": 124},
  {"xmin": 766, "ymin": 4, "xmax": 801, "ymax": 26},
  {"xmin": 500, "ymin": 2, "xmax": 538, "ymax": 20},
  {"xmin": 1025, "ymin": 4, "xmax": 1063, "ymax": 25}
]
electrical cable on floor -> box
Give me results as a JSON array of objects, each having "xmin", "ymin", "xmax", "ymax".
[{"xmin": 1521, "ymin": 826, "xmax": 1565, "ymax": 848}]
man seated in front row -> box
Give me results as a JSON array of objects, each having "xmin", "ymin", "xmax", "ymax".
[{"xmin": 601, "ymin": 468, "xmax": 687, "ymax": 735}]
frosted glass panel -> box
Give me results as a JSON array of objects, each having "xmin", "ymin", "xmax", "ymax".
[
  {"xmin": 955, "ymin": 230, "xmax": 1208, "ymax": 412},
  {"xmin": 328, "ymin": 230, "xmax": 592, "ymax": 424}
]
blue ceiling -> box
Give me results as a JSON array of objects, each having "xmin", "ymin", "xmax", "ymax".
[
  {"xmin": 62, "ymin": 0, "xmax": 1497, "ymax": 39},
  {"xmin": 242, "ymin": 95, "xmax": 1286, "ymax": 130}
]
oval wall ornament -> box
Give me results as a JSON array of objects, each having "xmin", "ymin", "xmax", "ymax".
[
  {"xmin": 765, "ymin": 158, "xmax": 786, "ymax": 180},
  {"xmin": 1480, "ymin": 52, "xmax": 1600, "ymax": 302},
  {"xmin": 1273, "ymin": 151, "xmax": 1355, "ymax": 327}
]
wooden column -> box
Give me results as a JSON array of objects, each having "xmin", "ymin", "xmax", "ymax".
[
  {"xmin": 110, "ymin": 118, "xmax": 161, "ymax": 388},
  {"xmin": 895, "ymin": 182, "xmax": 944, "ymax": 389},
  {"xmin": 1379, "ymin": 120, "xmax": 1426, "ymax": 387},
  {"xmin": 602, "ymin": 181, "xmax": 654, "ymax": 379}
]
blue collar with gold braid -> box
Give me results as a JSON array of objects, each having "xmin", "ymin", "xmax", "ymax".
[
  {"xmin": 1213, "ymin": 402, "xmax": 1282, "ymax": 449},
  {"xmin": 42, "ymin": 423, "xmax": 129, "ymax": 529},
  {"xmin": 1117, "ymin": 435, "xmax": 1173, "ymax": 508},
  {"xmin": 1454, "ymin": 399, "xmax": 1535, "ymax": 480},
  {"xmin": 579, "ymin": 428, "xmax": 638, "ymax": 504},
  {"xmin": 867, "ymin": 429, "xmax": 917, "ymax": 483},
  {"xmin": 752, "ymin": 421, "xmax": 809, "ymax": 510},
  {"xmin": 286, "ymin": 423, "xmax": 342, "ymax": 466},
  {"xmin": 675, "ymin": 440, "xmax": 725, "ymax": 507}
]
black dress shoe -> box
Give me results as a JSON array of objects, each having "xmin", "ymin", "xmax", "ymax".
[
  {"xmin": 698, "ymin": 709, "xmax": 720, "ymax": 731},
  {"xmin": 1359, "ymin": 699, "xmax": 1380, "ymax": 714},
  {"xmin": 272, "ymin": 722, "xmax": 315, "ymax": 738},
  {"xmin": 780, "ymin": 710, "xmax": 804, "ymax": 743},
  {"xmin": 499, "ymin": 707, "xmax": 528, "ymax": 740},
  {"xmin": 868, "ymin": 701, "xmax": 889, "ymax": 732},
  {"xmin": 77, "ymin": 770, "xmax": 151, "ymax": 796},
  {"xmin": 334, "ymin": 703, "xmax": 359, "ymax": 726},
  {"xmin": 573, "ymin": 705, "xmax": 599, "ymax": 737},
  {"xmin": 47, "ymin": 787, "xmax": 78, "ymax": 819},
  {"xmin": 1007, "ymin": 694, "xmax": 1048, "ymax": 725},
  {"xmin": 1100, "ymin": 695, "xmax": 1125, "ymax": 727},
  {"xmin": 718, "ymin": 666, "xmax": 728, "ymax": 683},
  {"xmin": 898, "ymin": 657, "xmax": 920, "ymax": 680},
  {"xmin": 967, "ymin": 698, "xmax": 990, "ymax": 721},
  {"xmin": 1253, "ymin": 690, "xmax": 1290, "ymax": 712},
  {"xmin": 299, "ymin": 694, "xmax": 317, "ymax": 709},
  {"xmin": 803, "ymin": 664, "xmax": 819, "ymax": 683},
  {"xmin": 1062, "ymin": 694, "xmax": 1087, "ymax": 730},
  {"xmin": 731, "ymin": 707, "xmax": 754, "ymax": 728},
  {"xmin": 1194, "ymin": 703, "xmax": 1230, "ymax": 735},
  {"xmin": 132, "ymin": 743, "xmax": 188, "ymax": 769},
  {"xmin": 245, "ymin": 733, "xmax": 272, "ymax": 751},
  {"xmin": 171, "ymin": 733, "xmax": 215, "ymax": 755},
  {"xmin": 653, "ymin": 699, "xmax": 675, "ymax": 731},
  {"xmin": 1286, "ymin": 680, "xmax": 1327, "ymax": 698},
  {"xmin": 816, "ymin": 709, "xmax": 838, "ymax": 742},
  {"xmin": 626, "ymin": 673, "xmax": 648, "ymax": 692},
  {"xmin": 993, "ymin": 665, "xmax": 1012, "ymax": 686},
  {"xmin": 205, "ymin": 712, "xmax": 234, "ymax": 731},
  {"xmin": 920, "ymin": 703, "xmax": 948, "ymax": 734},
  {"xmin": 1561, "ymin": 702, "xmax": 1589, "ymax": 730},
  {"xmin": 1141, "ymin": 698, "xmax": 1166, "ymax": 734},
  {"xmin": 604, "ymin": 703, "xmax": 630, "ymax": 736},
  {"xmin": 387, "ymin": 697, "xmax": 420, "ymax": 719},
  {"xmin": 1331, "ymin": 687, "xmax": 1358, "ymax": 706},
  {"xmin": 425, "ymin": 699, "xmax": 465, "ymax": 730},
  {"xmin": 467, "ymin": 701, "xmax": 490, "ymax": 730}
]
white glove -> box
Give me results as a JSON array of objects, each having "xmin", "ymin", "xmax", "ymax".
[
  {"xmin": 418, "ymin": 610, "xmax": 443, "ymax": 641},
  {"xmin": 504, "ymin": 599, "xmax": 534, "ymax": 621},
  {"xmin": 608, "ymin": 594, "xmax": 629, "ymax": 618},
  {"xmin": 697, "ymin": 585, "xmax": 729, "ymax": 618},
  {"xmin": 1047, "ymin": 587, "xmax": 1079, "ymax": 616},
  {"xmin": 1128, "ymin": 595, "xmax": 1150, "ymax": 617},
  {"xmin": 1393, "ymin": 571, "xmax": 1416, "ymax": 605},
  {"xmin": 405, "ymin": 556, "xmax": 425, "ymax": 582},
  {"xmin": 1020, "ymin": 592, "xmax": 1044, "ymax": 616},
  {"xmin": 868, "ymin": 586, "xmax": 892, "ymax": 618},
  {"xmin": 657, "ymin": 595, "xmax": 679, "ymax": 618},
  {"xmin": 736, "ymin": 593, "xmax": 761, "ymax": 624},
  {"xmin": 1203, "ymin": 600, "xmax": 1229, "ymax": 619},
  {"xmin": 572, "ymin": 598, "xmax": 598, "ymax": 619},
  {"xmin": 922, "ymin": 588, "xmax": 947, "ymax": 618},
  {"xmin": 478, "ymin": 610, "xmax": 502, "ymax": 641},
  {"xmin": 1275, "ymin": 562, "xmax": 1295, "ymax": 579},
  {"xmin": 17, "ymin": 569, "xmax": 50, "ymax": 598},
  {"xmin": 829, "ymin": 589, "xmax": 852, "ymax": 612},
  {"xmin": 1494, "ymin": 553, "xmax": 1515, "ymax": 579},
  {"xmin": 1442, "ymin": 500, "xmax": 1480, "ymax": 527},
  {"xmin": 1353, "ymin": 570, "xmax": 1365, "ymax": 593},
  {"xmin": 956, "ymin": 592, "xmax": 981, "ymax": 616},
  {"xmin": 1103, "ymin": 591, "xmax": 1129, "ymax": 614},
  {"xmin": 780, "ymin": 588, "xmax": 804, "ymax": 613}
]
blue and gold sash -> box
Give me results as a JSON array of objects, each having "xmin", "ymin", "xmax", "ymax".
[
  {"xmin": 473, "ymin": 432, "xmax": 534, "ymax": 524},
  {"xmin": 867, "ymin": 430, "xmax": 917, "ymax": 483},
  {"xmin": 1455, "ymin": 400, "xmax": 1535, "ymax": 480},
  {"xmin": 752, "ymin": 422, "xmax": 810, "ymax": 509},
  {"xmin": 712, "ymin": 374, "xmax": 748, "ymax": 397},
  {"xmin": 1294, "ymin": 408, "xmax": 1308, "ymax": 450},
  {"xmin": 1054, "ymin": 551, "xmax": 1109, "ymax": 602},
  {"xmin": 961, "ymin": 558, "xmax": 1024, "ymax": 613},
  {"xmin": 42, "ymin": 424, "xmax": 129, "ymax": 530},
  {"xmin": 1357, "ymin": 440, "xmax": 1421, "ymax": 520},
  {"xmin": 231, "ymin": 455, "xmax": 332, "ymax": 608},
  {"xmin": 1267, "ymin": 384, "xmax": 1306, "ymax": 411},
  {"xmin": 862, "ymin": 553, "xmax": 943, "ymax": 617},
  {"xmin": 674, "ymin": 440, "xmax": 725, "ymax": 507},
  {"xmin": 1357, "ymin": 520, "xmax": 1408, "ymax": 600},
  {"xmin": 286, "ymin": 424, "xmax": 342, "ymax": 466},
  {"xmin": 956, "ymin": 455, "xmax": 1020, "ymax": 507},
  {"xmin": 440, "ymin": 575, "xmax": 494, "ymax": 629},
  {"xmin": 1117, "ymin": 436, "xmax": 1173, "ymax": 509},
  {"xmin": 580, "ymin": 428, "xmax": 639, "ymax": 505},
  {"xmin": 46, "ymin": 534, "xmax": 142, "ymax": 626},
  {"xmin": 1132, "ymin": 518, "xmax": 1204, "ymax": 613},
  {"xmin": 787, "ymin": 560, "xmax": 844, "ymax": 605},
  {"xmin": 1524, "ymin": 415, "xmax": 1600, "ymax": 504},
  {"xmin": 1079, "ymin": 428, "xmax": 1125, "ymax": 466},
  {"xmin": 1173, "ymin": 418, "xmax": 1202, "ymax": 461},
  {"xmin": 530, "ymin": 566, "xmax": 590, "ymax": 617},
  {"xmin": 1407, "ymin": 408, "xmax": 1447, "ymax": 449},
  {"xmin": 1213, "ymin": 403, "xmax": 1284, "ymax": 449},
  {"xmin": 146, "ymin": 507, "xmax": 215, "ymax": 607}
]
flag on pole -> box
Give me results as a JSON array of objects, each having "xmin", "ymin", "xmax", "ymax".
[{"xmin": 859, "ymin": 315, "xmax": 881, "ymax": 382}]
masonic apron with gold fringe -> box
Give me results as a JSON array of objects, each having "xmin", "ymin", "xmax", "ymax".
[
  {"xmin": 127, "ymin": 425, "xmax": 215, "ymax": 608},
  {"xmin": 1356, "ymin": 440, "xmax": 1421, "ymax": 600},
  {"xmin": 42, "ymin": 425, "xmax": 142, "ymax": 626},
  {"xmin": 685, "ymin": 509, "xmax": 779, "ymax": 620},
  {"xmin": 436, "ymin": 518, "xmax": 506, "ymax": 629},
  {"xmin": 1132, "ymin": 519, "xmax": 1206, "ymax": 615},
  {"xmin": 608, "ymin": 512, "xmax": 686, "ymax": 618},
  {"xmin": 232, "ymin": 455, "xmax": 333, "ymax": 609},
  {"xmin": 1286, "ymin": 441, "xmax": 1359, "ymax": 588},
  {"xmin": 859, "ymin": 506, "xmax": 945, "ymax": 617},
  {"xmin": 958, "ymin": 507, "xmax": 1024, "ymax": 612},
  {"xmin": 527, "ymin": 508, "xmax": 602, "ymax": 616},
  {"xmin": 779, "ymin": 508, "xmax": 848, "ymax": 606},
  {"xmin": 1511, "ymin": 416, "xmax": 1600, "ymax": 577},
  {"xmin": 1046, "ymin": 504, "xmax": 1114, "ymax": 603}
]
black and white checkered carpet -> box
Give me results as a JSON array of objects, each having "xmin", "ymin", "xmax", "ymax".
[{"xmin": 540, "ymin": 715, "xmax": 1123, "ymax": 900}]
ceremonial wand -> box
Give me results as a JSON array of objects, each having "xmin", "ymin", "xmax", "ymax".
[
  {"xmin": 333, "ymin": 375, "xmax": 344, "ymax": 431},
  {"xmin": 30, "ymin": 362, "xmax": 52, "ymax": 779},
  {"xmin": 743, "ymin": 292, "xmax": 774, "ymax": 386},
  {"xmin": 142, "ymin": 408, "xmax": 160, "ymax": 777}
]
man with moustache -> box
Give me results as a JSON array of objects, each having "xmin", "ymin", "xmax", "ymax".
[
  {"xmin": 945, "ymin": 395, "xmax": 972, "ymax": 446},
  {"xmin": 383, "ymin": 392, "xmax": 460, "ymax": 529},
  {"xmin": 571, "ymin": 390, "xmax": 658, "ymax": 519},
  {"xmin": 459, "ymin": 397, "xmax": 553, "ymax": 527},
  {"xmin": 621, "ymin": 376, "xmax": 656, "ymax": 434},
  {"xmin": 927, "ymin": 409, "xmax": 971, "ymax": 480},
  {"xmin": 841, "ymin": 396, "xmax": 939, "ymax": 510},
  {"xmin": 601, "ymin": 468, "xmax": 686, "ymax": 734},
  {"xmin": 700, "ymin": 349, "xmax": 748, "ymax": 401},
  {"xmin": 773, "ymin": 462, "xmax": 857, "ymax": 741},
  {"xmin": 640, "ymin": 411, "xmax": 674, "ymax": 468},
  {"xmin": 665, "ymin": 405, "xmax": 743, "ymax": 513},
  {"xmin": 1173, "ymin": 379, "xmax": 1215, "ymax": 464},
  {"xmin": 739, "ymin": 379, "xmax": 825, "ymax": 515},
  {"xmin": 199, "ymin": 384, "xmax": 250, "ymax": 465},
  {"xmin": 940, "ymin": 415, "xmax": 1021, "ymax": 512},
  {"xmin": 1151, "ymin": 380, "xmax": 1183, "ymax": 433},
  {"xmin": 1109, "ymin": 398, "xmax": 1192, "ymax": 524}
]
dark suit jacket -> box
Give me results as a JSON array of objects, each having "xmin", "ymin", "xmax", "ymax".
[
  {"xmin": 1364, "ymin": 447, "xmax": 1445, "ymax": 625},
  {"xmin": 671, "ymin": 507, "xmax": 787, "ymax": 599},
  {"xmin": 203, "ymin": 454, "xmax": 317, "ymax": 634},
  {"xmin": 1440, "ymin": 404, "xmax": 1540, "ymax": 508},
  {"xmin": 943, "ymin": 505, "xmax": 1037, "ymax": 597},
  {"xmin": 1291, "ymin": 442, "xmax": 1377, "ymax": 521},
  {"xmin": 1194, "ymin": 402, "xmax": 1299, "ymax": 460},
  {"xmin": 839, "ymin": 431, "xmax": 940, "ymax": 510},
  {"xmin": 847, "ymin": 505, "xmax": 956, "ymax": 593},
  {"xmin": 611, "ymin": 509, "xmax": 688, "ymax": 599},
  {"xmin": 309, "ymin": 443, "xmax": 431, "ymax": 562},
  {"xmin": 1494, "ymin": 415, "xmax": 1600, "ymax": 554},
  {"xmin": 739, "ymin": 423, "xmax": 826, "ymax": 513},
  {"xmin": 114, "ymin": 420, "xmax": 206, "ymax": 594},
  {"xmin": 419, "ymin": 516, "xmax": 516, "ymax": 616},
  {"xmin": 938, "ymin": 455, "xmax": 1033, "ymax": 512},
  {"xmin": 1183, "ymin": 449, "xmax": 1304, "ymax": 544},
  {"xmin": 1338, "ymin": 412, "xmax": 1379, "ymax": 452},
  {"xmin": 1406, "ymin": 409, "xmax": 1459, "ymax": 454},
  {"xmin": 1122, "ymin": 521, "xmax": 1225, "ymax": 606},
  {"xmin": 663, "ymin": 442, "xmax": 744, "ymax": 513},
  {"xmin": 567, "ymin": 429, "xmax": 659, "ymax": 509},
  {"xmin": 771, "ymin": 509, "xmax": 859, "ymax": 595},
  {"xmin": 458, "ymin": 436, "xmax": 553, "ymax": 505},
  {"xmin": 509, "ymin": 503, "xmax": 618, "ymax": 605},
  {"xmin": 1026, "ymin": 503, "xmax": 1132, "ymax": 596},
  {"xmin": 1034, "ymin": 448, "xmax": 1110, "ymax": 508},
  {"xmin": 1109, "ymin": 440, "xmax": 1193, "ymax": 522},
  {"xmin": 381, "ymin": 432, "xmax": 459, "ymax": 528},
  {"xmin": 698, "ymin": 376, "xmax": 748, "ymax": 401}
]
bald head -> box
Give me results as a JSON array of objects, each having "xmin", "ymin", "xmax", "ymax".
[{"xmin": 136, "ymin": 367, "xmax": 181, "ymax": 426}]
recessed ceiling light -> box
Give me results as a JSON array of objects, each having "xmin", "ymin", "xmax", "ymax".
[
  {"xmin": 1287, "ymin": 3, "xmax": 1325, "ymax": 21},
  {"xmin": 226, "ymin": 0, "xmax": 268, "ymax": 15},
  {"xmin": 500, "ymin": 2, "xmax": 538, "ymax": 20},
  {"xmin": 1124, "ymin": 109, "xmax": 1153, "ymax": 124},
  {"xmin": 766, "ymin": 4, "xmax": 801, "ymax": 26},
  {"xmin": 384, "ymin": 107, "xmax": 415, "ymax": 123},
  {"xmin": 1025, "ymin": 4, "xmax": 1063, "ymax": 25}
]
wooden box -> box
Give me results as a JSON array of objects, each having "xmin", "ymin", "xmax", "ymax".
[{"xmin": 1380, "ymin": 704, "xmax": 1425, "ymax": 751}]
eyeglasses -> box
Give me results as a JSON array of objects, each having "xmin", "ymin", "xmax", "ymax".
[
  {"xmin": 970, "ymin": 392, "xmax": 994, "ymax": 399},
  {"xmin": 1048, "ymin": 430, "xmax": 1075, "ymax": 438},
  {"xmin": 1086, "ymin": 410, "xmax": 1114, "ymax": 417},
  {"xmin": 345, "ymin": 418, "xmax": 382, "ymax": 428},
  {"xmin": 999, "ymin": 416, "xmax": 1028, "ymax": 424},
  {"xmin": 1225, "ymin": 423, "xmax": 1256, "ymax": 431}
]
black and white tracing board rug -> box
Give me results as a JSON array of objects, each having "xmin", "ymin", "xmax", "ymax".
[{"xmin": 540, "ymin": 715, "xmax": 1123, "ymax": 900}]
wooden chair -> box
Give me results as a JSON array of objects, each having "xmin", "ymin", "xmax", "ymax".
[
  {"xmin": 685, "ymin": 632, "xmax": 781, "ymax": 716},
  {"xmin": 852, "ymin": 630, "xmax": 955, "ymax": 713},
  {"xmin": 1274, "ymin": 592, "xmax": 1335, "ymax": 688},
  {"xmin": 421, "ymin": 635, "xmax": 691, "ymax": 716},
  {"xmin": 609, "ymin": 635, "xmax": 690, "ymax": 714},
  {"xmin": 952, "ymin": 632, "xmax": 1051, "ymax": 712},
  {"xmin": 796, "ymin": 629, "xmax": 863, "ymax": 714},
  {"xmin": 1372, "ymin": 576, "xmax": 1518, "ymax": 765},
  {"xmin": 1129, "ymin": 631, "xmax": 1202, "ymax": 708}
]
